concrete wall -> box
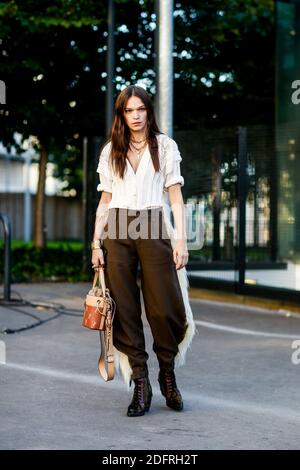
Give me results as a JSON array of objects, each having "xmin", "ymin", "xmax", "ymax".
[{"xmin": 0, "ymin": 193, "xmax": 83, "ymax": 241}]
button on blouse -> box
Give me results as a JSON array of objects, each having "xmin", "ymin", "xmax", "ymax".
[{"xmin": 96, "ymin": 133, "xmax": 184, "ymax": 210}]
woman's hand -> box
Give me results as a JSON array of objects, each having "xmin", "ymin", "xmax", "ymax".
[
  {"xmin": 91, "ymin": 248, "xmax": 105, "ymax": 269},
  {"xmin": 173, "ymin": 240, "xmax": 189, "ymax": 270}
]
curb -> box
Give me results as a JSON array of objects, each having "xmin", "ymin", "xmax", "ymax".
[{"xmin": 187, "ymin": 287, "xmax": 300, "ymax": 314}]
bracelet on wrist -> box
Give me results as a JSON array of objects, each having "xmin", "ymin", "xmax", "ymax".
[{"xmin": 91, "ymin": 240, "xmax": 102, "ymax": 250}]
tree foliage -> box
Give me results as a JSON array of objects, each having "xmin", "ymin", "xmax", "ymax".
[{"xmin": 0, "ymin": 0, "xmax": 275, "ymax": 196}]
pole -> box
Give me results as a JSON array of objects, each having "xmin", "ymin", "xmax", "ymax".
[
  {"xmin": 156, "ymin": 0, "xmax": 174, "ymax": 137},
  {"xmin": 106, "ymin": 0, "xmax": 115, "ymax": 138}
]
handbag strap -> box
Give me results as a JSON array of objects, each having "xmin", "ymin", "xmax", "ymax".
[
  {"xmin": 93, "ymin": 267, "xmax": 106, "ymax": 292},
  {"xmin": 98, "ymin": 300, "xmax": 115, "ymax": 381},
  {"xmin": 98, "ymin": 282, "xmax": 116, "ymax": 382},
  {"xmin": 98, "ymin": 329, "xmax": 114, "ymax": 381},
  {"xmin": 95, "ymin": 268, "xmax": 116, "ymax": 381}
]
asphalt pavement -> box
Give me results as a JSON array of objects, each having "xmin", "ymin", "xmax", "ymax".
[{"xmin": 1, "ymin": 281, "xmax": 300, "ymax": 450}]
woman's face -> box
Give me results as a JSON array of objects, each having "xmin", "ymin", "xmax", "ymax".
[{"xmin": 123, "ymin": 95, "xmax": 148, "ymax": 133}]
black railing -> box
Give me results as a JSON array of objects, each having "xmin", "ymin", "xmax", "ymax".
[
  {"xmin": 237, "ymin": 126, "xmax": 247, "ymax": 291},
  {"xmin": 0, "ymin": 213, "xmax": 11, "ymax": 301}
]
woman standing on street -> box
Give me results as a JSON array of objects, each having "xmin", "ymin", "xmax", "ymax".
[{"xmin": 91, "ymin": 85, "xmax": 195, "ymax": 417}]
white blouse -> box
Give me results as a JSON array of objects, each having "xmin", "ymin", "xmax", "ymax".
[{"xmin": 96, "ymin": 133, "xmax": 184, "ymax": 210}]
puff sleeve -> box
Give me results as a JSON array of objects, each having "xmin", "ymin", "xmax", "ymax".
[
  {"xmin": 163, "ymin": 137, "xmax": 184, "ymax": 191},
  {"xmin": 96, "ymin": 143, "xmax": 113, "ymax": 193}
]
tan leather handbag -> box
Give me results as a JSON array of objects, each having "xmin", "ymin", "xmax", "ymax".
[{"xmin": 82, "ymin": 267, "xmax": 116, "ymax": 381}]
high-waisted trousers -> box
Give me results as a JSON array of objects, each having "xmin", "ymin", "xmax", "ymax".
[{"xmin": 102, "ymin": 207, "xmax": 188, "ymax": 380}]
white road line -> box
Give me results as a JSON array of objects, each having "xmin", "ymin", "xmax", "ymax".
[
  {"xmin": 4, "ymin": 361, "xmax": 118, "ymax": 387},
  {"xmin": 194, "ymin": 320, "xmax": 300, "ymax": 339},
  {"xmin": 186, "ymin": 392, "xmax": 300, "ymax": 422},
  {"xmin": 3, "ymin": 361, "xmax": 300, "ymax": 422}
]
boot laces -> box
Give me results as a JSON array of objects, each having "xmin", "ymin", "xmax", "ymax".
[
  {"xmin": 133, "ymin": 378, "xmax": 145, "ymax": 405},
  {"xmin": 164, "ymin": 371, "xmax": 177, "ymax": 394}
]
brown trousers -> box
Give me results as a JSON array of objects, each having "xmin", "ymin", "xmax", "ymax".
[{"xmin": 102, "ymin": 207, "xmax": 187, "ymax": 380}]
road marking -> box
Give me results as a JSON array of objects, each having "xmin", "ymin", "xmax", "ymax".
[
  {"xmin": 2, "ymin": 361, "xmax": 300, "ymax": 422},
  {"xmin": 4, "ymin": 361, "xmax": 111, "ymax": 387},
  {"xmin": 194, "ymin": 319, "xmax": 300, "ymax": 339},
  {"xmin": 187, "ymin": 392, "xmax": 300, "ymax": 422}
]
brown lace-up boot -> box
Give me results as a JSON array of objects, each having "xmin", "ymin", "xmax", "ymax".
[
  {"xmin": 158, "ymin": 370, "xmax": 183, "ymax": 411},
  {"xmin": 127, "ymin": 376, "xmax": 152, "ymax": 417}
]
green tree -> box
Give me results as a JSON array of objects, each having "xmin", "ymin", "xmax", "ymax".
[
  {"xmin": 0, "ymin": 0, "xmax": 108, "ymax": 247},
  {"xmin": 172, "ymin": 0, "xmax": 275, "ymax": 129}
]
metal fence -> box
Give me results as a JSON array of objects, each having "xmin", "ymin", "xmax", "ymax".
[{"xmin": 172, "ymin": 125, "xmax": 300, "ymax": 301}]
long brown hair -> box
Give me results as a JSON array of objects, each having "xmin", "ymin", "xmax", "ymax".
[{"xmin": 102, "ymin": 85, "xmax": 163, "ymax": 179}]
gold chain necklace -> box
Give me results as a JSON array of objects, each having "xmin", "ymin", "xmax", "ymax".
[
  {"xmin": 130, "ymin": 141, "xmax": 148, "ymax": 159},
  {"xmin": 131, "ymin": 137, "xmax": 146, "ymax": 144}
]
